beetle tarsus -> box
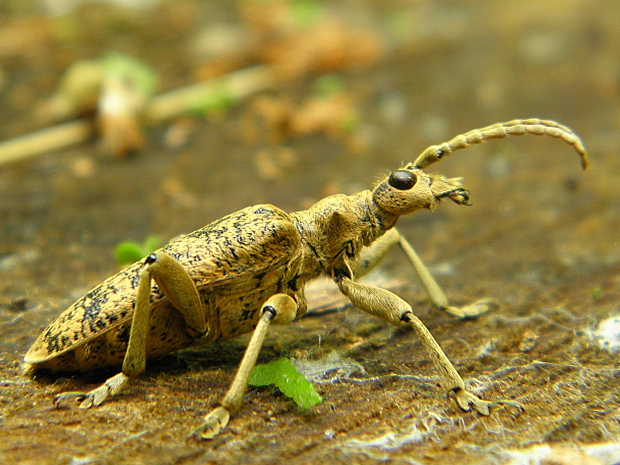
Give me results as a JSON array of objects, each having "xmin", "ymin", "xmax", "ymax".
[
  {"xmin": 53, "ymin": 391, "xmax": 88, "ymax": 408},
  {"xmin": 449, "ymin": 387, "xmax": 524, "ymax": 417},
  {"xmin": 443, "ymin": 298, "xmax": 498, "ymax": 319},
  {"xmin": 52, "ymin": 372, "xmax": 128, "ymax": 410},
  {"xmin": 192, "ymin": 406, "xmax": 230, "ymax": 440}
]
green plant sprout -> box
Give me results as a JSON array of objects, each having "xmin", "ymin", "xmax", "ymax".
[
  {"xmin": 249, "ymin": 358, "xmax": 322, "ymax": 409},
  {"xmin": 100, "ymin": 51, "xmax": 158, "ymax": 97},
  {"xmin": 114, "ymin": 235, "xmax": 161, "ymax": 266}
]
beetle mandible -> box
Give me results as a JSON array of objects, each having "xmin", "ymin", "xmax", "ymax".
[{"xmin": 24, "ymin": 118, "xmax": 588, "ymax": 439}]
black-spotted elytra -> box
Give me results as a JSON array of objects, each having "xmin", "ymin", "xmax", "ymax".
[{"xmin": 24, "ymin": 119, "xmax": 588, "ymax": 439}]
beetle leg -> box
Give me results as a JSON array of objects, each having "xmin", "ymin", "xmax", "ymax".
[
  {"xmin": 354, "ymin": 228, "xmax": 401, "ymax": 279},
  {"xmin": 143, "ymin": 252, "xmax": 208, "ymax": 337},
  {"xmin": 335, "ymin": 275, "xmax": 523, "ymax": 416},
  {"xmin": 396, "ymin": 233, "xmax": 497, "ymax": 319},
  {"xmin": 357, "ymin": 228, "xmax": 495, "ymax": 319},
  {"xmin": 192, "ymin": 293, "xmax": 297, "ymax": 440},
  {"xmin": 54, "ymin": 252, "xmax": 208, "ymax": 409}
]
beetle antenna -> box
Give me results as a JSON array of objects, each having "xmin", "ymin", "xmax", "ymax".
[{"xmin": 411, "ymin": 118, "xmax": 588, "ymax": 170}]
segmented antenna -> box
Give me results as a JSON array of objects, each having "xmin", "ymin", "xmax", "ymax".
[{"xmin": 411, "ymin": 119, "xmax": 588, "ymax": 170}]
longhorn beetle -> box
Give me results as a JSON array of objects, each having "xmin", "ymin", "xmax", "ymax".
[{"xmin": 24, "ymin": 119, "xmax": 588, "ymax": 439}]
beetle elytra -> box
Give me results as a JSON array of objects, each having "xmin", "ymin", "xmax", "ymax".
[{"xmin": 24, "ymin": 118, "xmax": 588, "ymax": 439}]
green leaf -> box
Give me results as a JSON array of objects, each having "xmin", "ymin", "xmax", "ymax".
[
  {"xmin": 115, "ymin": 242, "xmax": 146, "ymax": 266},
  {"xmin": 142, "ymin": 235, "xmax": 161, "ymax": 255},
  {"xmin": 114, "ymin": 235, "xmax": 160, "ymax": 266},
  {"xmin": 339, "ymin": 110, "xmax": 358, "ymax": 133},
  {"xmin": 99, "ymin": 51, "xmax": 158, "ymax": 96},
  {"xmin": 190, "ymin": 83, "xmax": 236, "ymax": 116},
  {"xmin": 312, "ymin": 74, "xmax": 345, "ymax": 98},
  {"xmin": 249, "ymin": 358, "xmax": 322, "ymax": 409},
  {"xmin": 291, "ymin": 0, "xmax": 323, "ymax": 27},
  {"xmin": 591, "ymin": 286, "xmax": 603, "ymax": 300}
]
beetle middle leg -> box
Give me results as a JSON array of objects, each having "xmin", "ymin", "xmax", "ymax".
[
  {"xmin": 192, "ymin": 293, "xmax": 297, "ymax": 440},
  {"xmin": 335, "ymin": 275, "xmax": 522, "ymax": 415},
  {"xmin": 54, "ymin": 252, "xmax": 208, "ymax": 409},
  {"xmin": 357, "ymin": 228, "xmax": 496, "ymax": 319}
]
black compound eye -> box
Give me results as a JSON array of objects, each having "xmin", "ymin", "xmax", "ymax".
[{"xmin": 388, "ymin": 170, "xmax": 417, "ymax": 190}]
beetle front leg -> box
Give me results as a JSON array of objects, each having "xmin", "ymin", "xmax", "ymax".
[
  {"xmin": 357, "ymin": 229, "xmax": 496, "ymax": 319},
  {"xmin": 336, "ymin": 275, "xmax": 522, "ymax": 416},
  {"xmin": 192, "ymin": 293, "xmax": 297, "ymax": 440},
  {"xmin": 54, "ymin": 252, "xmax": 208, "ymax": 409},
  {"xmin": 396, "ymin": 233, "xmax": 497, "ymax": 319}
]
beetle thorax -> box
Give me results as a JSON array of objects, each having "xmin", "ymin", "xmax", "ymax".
[{"xmin": 291, "ymin": 190, "xmax": 386, "ymax": 278}]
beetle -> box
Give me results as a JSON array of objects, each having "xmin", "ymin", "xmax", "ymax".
[{"xmin": 24, "ymin": 119, "xmax": 588, "ymax": 439}]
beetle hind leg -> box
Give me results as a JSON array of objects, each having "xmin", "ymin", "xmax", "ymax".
[{"xmin": 54, "ymin": 252, "xmax": 208, "ymax": 410}]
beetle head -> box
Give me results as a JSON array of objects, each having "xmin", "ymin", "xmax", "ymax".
[{"xmin": 372, "ymin": 164, "xmax": 471, "ymax": 216}]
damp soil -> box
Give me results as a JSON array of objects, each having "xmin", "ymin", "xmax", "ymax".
[{"xmin": 1, "ymin": 1, "xmax": 620, "ymax": 464}]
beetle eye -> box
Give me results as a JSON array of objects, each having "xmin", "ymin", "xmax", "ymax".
[{"xmin": 388, "ymin": 170, "xmax": 417, "ymax": 190}]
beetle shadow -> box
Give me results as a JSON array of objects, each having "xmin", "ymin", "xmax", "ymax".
[{"xmin": 26, "ymin": 336, "xmax": 271, "ymax": 386}]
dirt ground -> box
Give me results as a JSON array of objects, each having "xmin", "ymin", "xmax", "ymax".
[{"xmin": 1, "ymin": 1, "xmax": 619, "ymax": 464}]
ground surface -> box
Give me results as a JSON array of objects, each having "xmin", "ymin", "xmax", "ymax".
[{"xmin": 1, "ymin": 1, "xmax": 619, "ymax": 464}]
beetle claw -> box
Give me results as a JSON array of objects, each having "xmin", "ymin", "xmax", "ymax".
[
  {"xmin": 449, "ymin": 388, "xmax": 524, "ymax": 417},
  {"xmin": 444, "ymin": 298, "xmax": 498, "ymax": 319},
  {"xmin": 191, "ymin": 406, "xmax": 230, "ymax": 440},
  {"xmin": 53, "ymin": 391, "xmax": 88, "ymax": 408},
  {"xmin": 451, "ymin": 388, "xmax": 491, "ymax": 415},
  {"xmin": 53, "ymin": 383, "xmax": 112, "ymax": 409}
]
